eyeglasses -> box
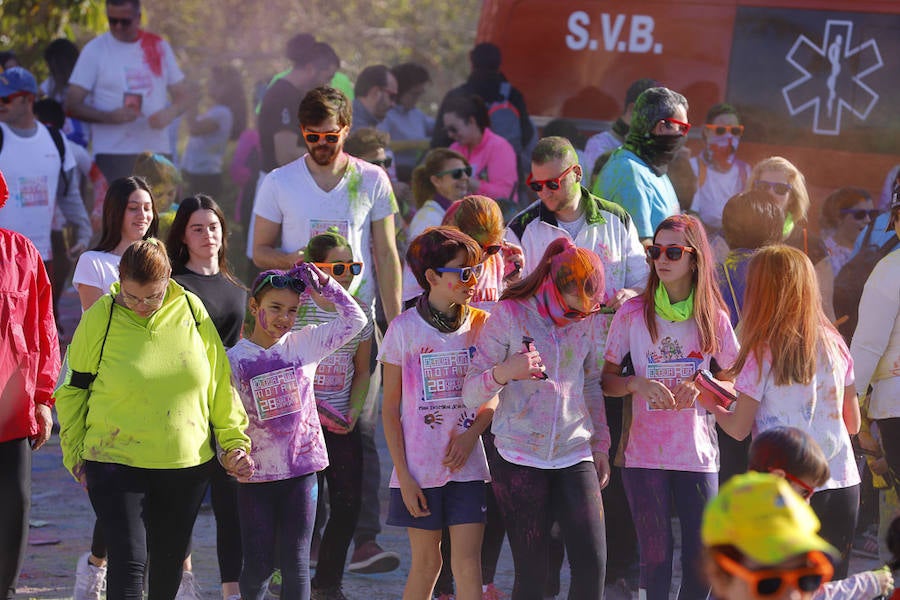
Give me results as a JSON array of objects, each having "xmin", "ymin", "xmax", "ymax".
[
  {"xmin": 704, "ymin": 124, "xmax": 744, "ymax": 136},
  {"xmin": 482, "ymin": 244, "xmax": 502, "ymax": 257},
  {"xmin": 754, "ymin": 180, "xmax": 793, "ymax": 196},
  {"xmin": 435, "ymin": 262, "xmax": 485, "ymax": 283},
  {"xmin": 108, "ymin": 17, "xmax": 134, "ymax": 27},
  {"xmin": 120, "ymin": 288, "xmax": 167, "ymax": 308},
  {"xmin": 252, "ymin": 273, "xmax": 306, "ymax": 296},
  {"xmin": 368, "ymin": 157, "xmax": 392, "ymax": 169},
  {"xmin": 302, "ymin": 128, "xmax": 344, "ymax": 144},
  {"xmin": 646, "ymin": 244, "xmax": 695, "ymax": 261},
  {"xmin": 840, "ymin": 208, "xmax": 880, "ymax": 221},
  {"xmin": 713, "ymin": 551, "xmax": 832, "ymax": 597},
  {"xmin": 782, "ymin": 471, "xmax": 816, "ymax": 500},
  {"xmin": 657, "ymin": 118, "xmax": 692, "ymax": 135},
  {"xmin": 0, "ymin": 91, "xmax": 30, "ymax": 105},
  {"xmin": 314, "ymin": 262, "xmax": 362, "ymax": 277},
  {"xmin": 527, "ymin": 164, "xmax": 577, "ymax": 192},
  {"xmin": 435, "ymin": 165, "xmax": 472, "ymax": 179}
]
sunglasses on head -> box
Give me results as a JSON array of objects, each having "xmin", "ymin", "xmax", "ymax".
[
  {"xmin": 253, "ymin": 273, "xmax": 306, "ymax": 297},
  {"xmin": 754, "ymin": 180, "xmax": 793, "ymax": 196},
  {"xmin": 0, "ymin": 91, "xmax": 30, "ymax": 105},
  {"xmin": 435, "ymin": 165, "xmax": 472, "ymax": 179},
  {"xmin": 527, "ymin": 164, "xmax": 577, "ymax": 192},
  {"xmin": 108, "ymin": 17, "xmax": 134, "ymax": 27},
  {"xmin": 714, "ymin": 551, "xmax": 832, "ymax": 597},
  {"xmin": 840, "ymin": 208, "xmax": 879, "ymax": 221},
  {"xmin": 368, "ymin": 156, "xmax": 392, "ymax": 169},
  {"xmin": 314, "ymin": 262, "xmax": 362, "ymax": 277},
  {"xmin": 646, "ymin": 244, "xmax": 695, "ymax": 261},
  {"xmin": 704, "ymin": 124, "xmax": 744, "ymax": 136},
  {"xmin": 658, "ymin": 117, "xmax": 692, "ymax": 135},
  {"xmin": 435, "ymin": 262, "xmax": 485, "ymax": 283},
  {"xmin": 302, "ymin": 128, "xmax": 343, "ymax": 145}
]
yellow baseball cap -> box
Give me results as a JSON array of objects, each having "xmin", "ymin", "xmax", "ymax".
[{"xmin": 702, "ymin": 472, "xmax": 837, "ymax": 565}]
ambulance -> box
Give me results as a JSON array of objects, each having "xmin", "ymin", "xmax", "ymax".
[{"xmin": 476, "ymin": 0, "xmax": 899, "ymax": 196}]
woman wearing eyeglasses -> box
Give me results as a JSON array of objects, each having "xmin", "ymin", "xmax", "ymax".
[
  {"xmin": 602, "ymin": 214, "xmax": 738, "ymax": 600},
  {"xmin": 292, "ymin": 230, "xmax": 373, "ymax": 598},
  {"xmin": 698, "ymin": 245, "xmax": 861, "ymax": 580},
  {"xmin": 442, "ymin": 94, "xmax": 518, "ymax": 205},
  {"xmin": 55, "ymin": 239, "xmax": 254, "ymax": 599},
  {"xmin": 464, "ymin": 237, "xmax": 610, "ymax": 600},
  {"xmin": 403, "ymin": 148, "xmax": 472, "ymax": 303}
]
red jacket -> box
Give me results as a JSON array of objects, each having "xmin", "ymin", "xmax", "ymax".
[{"xmin": 0, "ymin": 227, "xmax": 60, "ymax": 443}]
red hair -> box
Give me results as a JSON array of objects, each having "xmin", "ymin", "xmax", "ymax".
[{"xmin": 501, "ymin": 237, "xmax": 605, "ymax": 304}]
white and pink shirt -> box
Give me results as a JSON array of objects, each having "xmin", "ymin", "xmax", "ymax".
[
  {"xmin": 604, "ymin": 296, "xmax": 739, "ymax": 473},
  {"xmin": 378, "ymin": 307, "xmax": 491, "ymax": 489}
]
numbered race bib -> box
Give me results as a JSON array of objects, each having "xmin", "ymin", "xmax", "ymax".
[
  {"xmin": 420, "ymin": 349, "xmax": 469, "ymax": 403},
  {"xmin": 250, "ymin": 366, "xmax": 303, "ymax": 420}
]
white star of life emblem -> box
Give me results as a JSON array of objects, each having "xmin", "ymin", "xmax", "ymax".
[{"xmin": 781, "ymin": 20, "xmax": 883, "ymax": 135}]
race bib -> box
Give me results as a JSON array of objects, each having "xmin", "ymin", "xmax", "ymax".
[
  {"xmin": 314, "ymin": 351, "xmax": 351, "ymax": 394},
  {"xmin": 124, "ymin": 66, "xmax": 153, "ymax": 94},
  {"xmin": 310, "ymin": 219, "xmax": 350, "ymax": 240},
  {"xmin": 420, "ymin": 349, "xmax": 469, "ymax": 403},
  {"xmin": 250, "ymin": 366, "xmax": 303, "ymax": 420},
  {"xmin": 645, "ymin": 360, "xmax": 699, "ymax": 411},
  {"xmin": 16, "ymin": 175, "xmax": 50, "ymax": 208}
]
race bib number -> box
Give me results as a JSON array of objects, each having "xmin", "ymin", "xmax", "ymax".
[
  {"xmin": 16, "ymin": 175, "xmax": 50, "ymax": 208},
  {"xmin": 420, "ymin": 350, "xmax": 469, "ymax": 403},
  {"xmin": 310, "ymin": 219, "xmax": 350, "ymax": 240},
  {"xmin": 124, "ymin": 66, "xmax": 153, "ymax": 94},
  {"xmin": 250, "ymin": 366, "xmax": 303, "ymax": 420},
  {"xmin": 314, "ymin": 351, "xmax": 351, "ymax": 394},
  {"xmin": 645, "ymin": 360, "xmax": 697, "ymax": 411}
]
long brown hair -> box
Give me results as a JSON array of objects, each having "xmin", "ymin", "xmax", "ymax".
[
  {"xmin": 641, "ymin": 214, "xmax": 726, "ymax": 354},
  {"xmin": 166, "ymin": 194, "xmax": 241, "ymax": 287},
  {"xmin": 442, "ymin": 195, "xmax": 504, "ymax": 246},
  {"xmin": 410, "ymin": 148, "xmax": 469, "ymax": 209},
  {"xmin": 728, "ymin": 245, "xmax": 836, "ymax": 385}
]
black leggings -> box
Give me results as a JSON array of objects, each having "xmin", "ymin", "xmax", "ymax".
[
  {"xmin": 810, "ymin": 484, "xmax": 859, "ymax": 580},
  {"xmin": 0, "ymin": 438, "xmax": 30, "ymax": 599},
  {"xmin": 490, "ymin": 453, "xmax": 607, "ymax": 600},
  {"xmin": 209, "ymin": 457, "xmax": 243, "ymax": 582},
  {"xmin": 312, "ymin": 427, "xmax": 363, "ymax": 589},
  {"xmin": 85, "ymin": 460, "xmax": 212, "ymax": 600}
]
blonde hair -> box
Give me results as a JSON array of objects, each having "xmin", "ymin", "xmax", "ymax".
[{"xmin": 748, "ymin": 157, "xmax": 810, "ymax": 224}]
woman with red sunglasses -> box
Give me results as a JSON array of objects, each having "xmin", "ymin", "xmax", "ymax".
[
  {"xmin": 602, "ymin": 214, "xmax": 738, "ymax": 600},
  {"xmin": 699, "ymin": 245, "xmax": 861, "ymax": 580}
]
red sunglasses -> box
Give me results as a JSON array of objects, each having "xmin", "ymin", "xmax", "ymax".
[
  {"xmin": 527, "ymin": 164, "xmax": 577, "ymax": 192},
  {"xmin": 658, "ymin": 118, "xmax": 692, "ymax": 136}
]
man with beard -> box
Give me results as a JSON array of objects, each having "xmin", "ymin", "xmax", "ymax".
[
  {"xmin": 593, "ymin": 87, "xmax": 689, "ymax": 244},
  {"xmin": 689, "ymin": 104, "xmax": 751, "ymax": 233}
]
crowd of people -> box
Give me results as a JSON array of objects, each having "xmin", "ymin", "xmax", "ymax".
[{"xmin": 2, "ymin": 1, "xmax": 900, "ymax": 600}]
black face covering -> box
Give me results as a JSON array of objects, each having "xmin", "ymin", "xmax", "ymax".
[{"xmin": 640, "ymin": 133, "xmax": 687, "ymax": 172}]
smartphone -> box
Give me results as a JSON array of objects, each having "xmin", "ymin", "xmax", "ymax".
[
  {"xmin": 693, "ymin": 369, "xmax": 737, "ymax": 409},
  {"xmin": 522, "ymin": 336, "xmax": 549, "ymax": 380}
]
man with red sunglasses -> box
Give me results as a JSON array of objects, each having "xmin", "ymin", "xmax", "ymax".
[
  {"xmin": 593, "ymin": 87, "xmax": 688, "ymax": 244},
  {"xmin": 689, "ymin": 103, "xmax": 752, "ymax": 234}
]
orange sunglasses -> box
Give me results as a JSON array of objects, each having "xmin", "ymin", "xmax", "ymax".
[{"xmin": 714, "ymin": 551, "xmax": 832, "ymax": 597}]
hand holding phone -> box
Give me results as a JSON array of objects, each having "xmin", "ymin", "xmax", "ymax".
[{"xmin": 693, "ymin": 369, "xmax": 737, "ymax": 409}]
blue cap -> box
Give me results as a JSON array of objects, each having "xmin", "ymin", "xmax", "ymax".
[{"xmin": 0, "ymin": 67, "xmax": 38, "ymax": 97}]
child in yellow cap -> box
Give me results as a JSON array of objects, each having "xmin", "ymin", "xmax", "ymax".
[{"xmin": 702, "ymin": 472, "xmax": 836, "ymax": 599}]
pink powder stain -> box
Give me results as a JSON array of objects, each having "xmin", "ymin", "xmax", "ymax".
[{"xmin": 257, "ymin": 309, "xmax": 269, "ymax": 331}]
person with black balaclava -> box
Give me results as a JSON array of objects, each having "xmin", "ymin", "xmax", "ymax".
[{"xmin": 593, "ymin": 87, "xmax": 689, "ymax": 245}]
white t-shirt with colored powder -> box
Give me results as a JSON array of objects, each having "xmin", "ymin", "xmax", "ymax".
[{"xmin": 72, "ymin": 250, "xmax": 121, "ymax": 302}]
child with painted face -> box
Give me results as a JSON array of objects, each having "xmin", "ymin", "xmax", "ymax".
[
  {"xmin": 225, "ymin": 263, "xmax": 366, "ymax": 600},
  {"xmin": 602, "ymin": 214, "xmax": 739, "ymax": 600},
  {"xmin": 463, "ymin": 236, "xmax": 610, "ymax": 600},
  {"xmin": 293, "ymin": 230, "xmax": 374, "ymax": 598},
  {"xmin": 381, "ymin": 226, "xmax": 494, "ymax": 600},
  {"xmin": 702, "ymin": 472, "xmax": 837, "ymax": 600}
]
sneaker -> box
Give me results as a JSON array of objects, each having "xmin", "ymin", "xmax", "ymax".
[
  {"xmin": 267, "ymin": 569, "xmax": 282, "ymax": 600},
  {"xmin": 312, "ymin": 585, "xmax": 350, "ymax": 600},
  {"xmin": 73, "ymin": 553, "xmax": 106, "ymax": 600},
  {"xmin": 175, "ymin": 571, "xmax": 202, "ymax": 600},
  {"xmin": 483, "ymin": 583, "xmax": 508, "ymax": 600},
  {"xmin": 347, "ymin": 540, "xmax": 400, "ymax": 574}
]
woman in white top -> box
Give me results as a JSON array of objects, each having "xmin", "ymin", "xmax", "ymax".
[{"xmin": 73, "ymin": 176, "xmax": 158, "ymax": 311}]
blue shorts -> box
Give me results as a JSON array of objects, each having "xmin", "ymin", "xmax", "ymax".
[{"xmin": 387, "ymin": 480, "xmax": 487, "ymax": 530}]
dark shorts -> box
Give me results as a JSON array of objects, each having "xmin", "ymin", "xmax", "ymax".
[{"xmin": 387, "ymin": 480, "xmax": 487, "ymax": 530}]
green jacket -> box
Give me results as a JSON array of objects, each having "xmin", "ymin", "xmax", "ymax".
[{"xmin": 55, "ymin": 279, "xmax": 250, "ymax": 478}]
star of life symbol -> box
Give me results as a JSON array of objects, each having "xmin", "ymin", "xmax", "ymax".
[{"xmin": 781, "ymin": 20, "xmax": 883, "ymax": 136}]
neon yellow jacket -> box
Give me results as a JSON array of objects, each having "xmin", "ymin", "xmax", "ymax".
[{"xmin": 55, "ymin": 280, "xmax": 250, "ymax": 478}]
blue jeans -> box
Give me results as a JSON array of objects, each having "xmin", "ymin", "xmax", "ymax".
[
  {"xmin": 622, "ymin": 468, "xmax": 716, "ymax": 600},
  {"xmin": 238, "ymin": 473, "xmax": 318, "ymax": 600}
]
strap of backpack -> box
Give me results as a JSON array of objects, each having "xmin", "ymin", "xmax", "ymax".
[
  {"xmin": 68, "ymin": 294, "xmax": 115, "ymax": 390},
  {"xmin": 499, "ymin": 81, "xmax": 511, "ymax": 101},
  {"xmin": 880, "ymin": 232, "xmax": 900, "ymax": 253},
  {"xmin": 47, "ymin": 126, "xmax": 70, "ymax": 196}
]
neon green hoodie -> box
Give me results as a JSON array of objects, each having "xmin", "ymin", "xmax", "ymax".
[{"xmin": 55, "ymin": 279, "xmax": 250, "ymax": 478}]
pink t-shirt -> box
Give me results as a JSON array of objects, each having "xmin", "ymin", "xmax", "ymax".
[
  {"xmin": 604, "ymin": 296, "xmax": 739, "ymax": 472},
  {"xmin": 450, "ymin": 128, "xmax": 518, "ymax": 202},
  {"xmin": 735, "ymin": 329, "xmax": 859, "ymax": 490},
  {"xmin": 378, "ymin": 307, "xmax": 491, "ymax": 489}
]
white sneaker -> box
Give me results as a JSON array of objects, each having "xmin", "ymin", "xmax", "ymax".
[
  {"xmin": 73, "ymin": 552, "xmax": 106, "ymax": 600},
  {"xmin": 175, "ymin": 570, "xmax": 202, "ymax": 600}
]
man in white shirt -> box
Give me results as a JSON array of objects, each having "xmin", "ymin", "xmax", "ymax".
[
  {"xmin": 64, "ymin": 0, "xmax": 190, "ymax": 182},
  {"xmin": 252, "ymin": 86, "xmax": 403, "ymax": 574}
]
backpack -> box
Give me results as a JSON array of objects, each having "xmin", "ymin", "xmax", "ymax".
[
  {"xmin": 0, "ymin": 123, "xmax": 69, "ymax": 195},
  {"xmin": 487, "ymin": 82, "xmax": 523, "ymax": 155},
  {"xmin": 834, "ymin": 222, "xmax": 900, "ymax": 342}
]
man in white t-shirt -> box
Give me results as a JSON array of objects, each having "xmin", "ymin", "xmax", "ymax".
[
  {"xmin": 0, "ymin": 68, "xmax": 91, "ymax": 275},
  {"xmin": 252, "ymin": 86, "xmax": 403, "ymax": 573},
  {"xmin": 64, "ymin": 0, "xmax": 189, "ymax": 182}
]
